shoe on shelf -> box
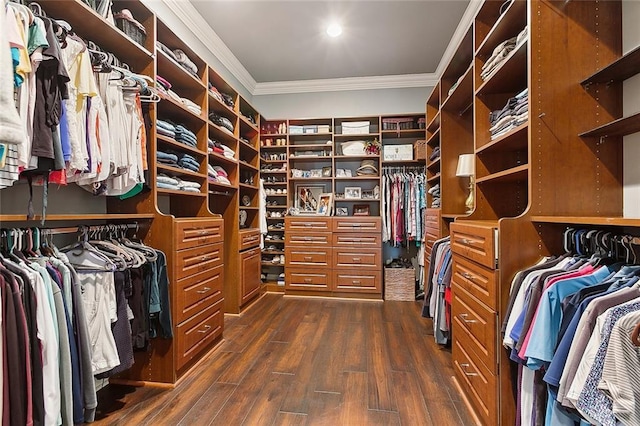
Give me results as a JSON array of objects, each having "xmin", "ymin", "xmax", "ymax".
[{"xmin": 280, "ymin": 255, "xmax": 285, "ymax": 264}]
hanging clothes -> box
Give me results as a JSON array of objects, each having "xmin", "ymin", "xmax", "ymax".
[{"xmin": 381, "ymin": 167, "xmax": 426, "ymax": 247}]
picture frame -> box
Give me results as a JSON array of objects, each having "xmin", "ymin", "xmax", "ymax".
[
  {"xmin": 344, "ymin": 186, "xmax": 362, "ymax": 200},
  {"xmin": 336, "ymin": 207, "xmax": 348, "ymax": 216},
  {"xmin": 295, "ymin": 185, "xmax": 325, "ymax": 214},
  {"xmin": 316, "ymin": 193, "xmax": 333, "ymax": 216},
  {"xmin": 353, "ymin": 204, "xmax": 370, "ymax": 216}
]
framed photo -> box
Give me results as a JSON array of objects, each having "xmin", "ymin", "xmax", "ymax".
[
  {"xmin": 316, "ymin": 193, "xmax": 333, "ymax": 216},
  {"xmin": 353, "ymin": 204, "xmax": 370, "ymax": 216},
  {"xmin": 336, "ymin": 207, "xmax": 349, "ymax": 216},
  {"xmin": 344, "ymin": 186, "xmax": 362, "ymax": 200},
  {"xmin": 295, "ymin": 185, "xmax": 324, "ymax": 214}
]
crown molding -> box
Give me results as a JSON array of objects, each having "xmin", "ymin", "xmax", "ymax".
[
  {"xmin": 435, "ymin": 0, "xmax": 483, "ymax": 77},
  {"xmin": 253, "ymin": 73, "xmax": 439, "ymax": 96},
  {"xmin": 155, "ymin": 0, "xmax": 257, "ymax": 94}
]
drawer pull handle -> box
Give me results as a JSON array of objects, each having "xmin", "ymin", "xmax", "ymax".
[
  {"xmin": 352, "ymin": 224, "xmax": 361, "ymax": 227},
  {"xmin": 462, "ymin": 272, "xmax": 475, "ymax": 280},
  {"xmin": 460, "ymin": 363, "xmax": 479, "ymax": 377},
  {"xmin": 304, "ymin": 223, "xmax": 312, "ymax": 227},
  {"xmin": 352, "ymin": 280, "xmax": 361, "ymax": 284},
  {"xmin": 304, "ymin": 278, "xmax": 313, "ymax": 283},
  {"xmin": 196, "ymin": 287, "xmax": 211, "ymax": 294},
  {"xmin": 352, "ymin": 258, "xmax": 361, "ymax": 262},
  {"xmin": 197, "ymin": 325, "xmax": 212, "ymax": 333},
  {"xmin": 198, "ymin": 230, "xmax": 207, "ymax": 235},
  {"xmin": 459, "ymin": 313, "xmax": 478, "ymax": 324},
  {"xmin": 304, "ymin": 237, "xmax": 312, "ymax": 241},
  {"xmin": 304, "ymin": 256, "xmax": 313, "ymax": 261}
]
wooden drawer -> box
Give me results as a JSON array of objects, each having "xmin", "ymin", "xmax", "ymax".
[
  {"xmin": 285, "ymin": 217, "xmax": 331, "ymax": 231},
  {"xmin": 175, "ymin": 264, "xmax": 223, "ymax": 324},
  {"xmin": 424, "ymin": 229, "xmax": 440, "ymax": 249},
  {"xmin": 240, "ymin": 247, "xmax": 262, "ymax": 305},
  {"xmin": 332, "ymin": 232, "xmax": 382, "ymax": 248},
  {"xmin": 332, "ymin": 248, "xmax": 380, "ymax": 269},
  {"xmin": 452, "ymin": 256, "xmax": 498, "ymax": 311},
  {"xmin": 285, "ymin": 247, "xmax": 332, "ymax": 267},
  {"xmin": 452, "ymin": 331, "xmax": 498, "ymax": 426},
  {"xmin": 175, "ymin": 297, "xmax": 223, "ymax": 370},
  {"xmin": 450, "ymin": 222, "xmax": 497, "ymax": 269},
  {"xmin": 424, "ymin": 208, "xmax": 441, "ymax": 227},
  {"xmin": 286, "ymin": 232, "xmax": 331, "ymax": 247},
  {"xmin": 285, "ymin": 268, "xmax": 331, "ymax": 291},
  {"xmin": 332, "ymin": 269, "xmax": 382, "ymax": 293},
  {"xmin": 174, "ymin": 219, "xmax": 223, "ymax": 250},
  {"xmin": 332, "ymin": 217, "xmax": 381, "ymax": 232},
  {"xmin": 176, "ymin": 243, "xmax": 223, "ymax": 280},
  {"xmin": 452, "ymin": 285, "xmax": 498, "ymax": 374},
  {"xmin": 239, "ymin": 229, "xmax": 261, "ymax": 251}
]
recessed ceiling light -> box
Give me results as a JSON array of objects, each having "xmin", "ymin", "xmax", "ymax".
[{"xmin": 326, "ymin": 22, "xmax": 342, "ymax": 38}]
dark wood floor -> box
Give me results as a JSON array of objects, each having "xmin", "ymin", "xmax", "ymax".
[{"xmin": 93, "ymin": 293, "xmax": 475, "ymax": 425}]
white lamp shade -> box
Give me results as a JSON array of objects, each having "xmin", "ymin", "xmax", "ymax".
[{"xmin": 456, "ymin": 154, "xmax": 475, "ymax": 177}]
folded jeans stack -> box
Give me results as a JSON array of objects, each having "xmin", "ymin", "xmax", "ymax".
[
  {"xmin": 156, "ymin": 150, "xmax": 178, "ymax": 166},
  {"xmin": 177, "ymin": 153, "xmax": 200, "ymax": 173},
  {"xmin": 174, "ymin": 124, "xmax": 197, "ymax": 147},
  {"xmin": 480, "ymin": 26, "xmax": 527, "ymax": 81},
  {"xmin": 181, "ymin": 98, "xmax": 202, "ymax": 116},
  {"xmin": 488, "ymin": 88, "xmax": 528, "ymax": 140},
  {"xmin": 157, "ymin": 174, "xmax": 180, "ymax": 190},
  {"xmin": 428, "ymin": 184, "xmax": 441, "ymax": 208},
  {"xmin": 156, "ymin": 120, "xmax": 176, "ymax": 139},
  {"xmin": 176, "ymin": 178, "xmax": 201, "ymax": 193}
]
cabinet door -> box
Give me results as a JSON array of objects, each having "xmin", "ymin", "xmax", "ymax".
[{"xmin": 240, "ymin": 248, "xmax": 261, "ymax": 305}]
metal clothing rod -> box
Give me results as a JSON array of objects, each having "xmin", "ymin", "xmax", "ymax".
[{"xmin": 0, "ymin": 223, "xmax": 140, "ymax": 236}]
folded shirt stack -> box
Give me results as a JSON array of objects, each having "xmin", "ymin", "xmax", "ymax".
[
  {"xmin": 172, "ymin": 49, "xmax": 198, "ymax": 77},
  {"xmin": 429, "ymin": 146, "xmax": 440, "ymax": 162},
  {"xmin": 156, "ymin": 150, "xmax": 178, "ymax": 165},
  {"xmin": 488, "ymin": 88, "xmax": 528, "ymax": 140},
  {"xmin": 181, "ymin": 98, "xmax": 202, "ymax": 116},
  {"xmin": 209, "ymin": 112, "xmax": 234, "ymax": 134},
  {"xmin": 428, "ymin": 184, "xmax": 441, "ymax": 208},
  {"xmin": 174, "ymin": 124, "xmax": 198, "ymax": 147},
  {"xmin": 208, "ymin": 165, "xmax": 231, "ymax": 185},
  {"xmin": 157, "ymin": 173, "xmax": 181, "ymax": 190},
  {"xmin": 177, "ymin": 153, "xmax": 200, "ymax": 173},
  {"xmin": 177, "ymin": 178, "xmax": 201, "ymax": 193},
  {"xmin": 221, "ymin": 144, "xmax": 235, "ymax": 158},
  {"xmin": 156, "ymin": 120, "xmax": 176, "ymax": 138},
  {"xmin": 156, "ymin": 42, "xmax": 179, "ymax": 62},
  {"xmin": 480, "ymin": 26, "xmax": 527, "ymax": 81}
]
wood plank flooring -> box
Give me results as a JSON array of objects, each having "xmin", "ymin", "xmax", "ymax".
[{"xmin": 93, "ymin": 293, "xmax": 475, "ymax": 425}]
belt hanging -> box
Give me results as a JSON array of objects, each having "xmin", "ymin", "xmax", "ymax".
[{"xmin": 26, "ymin": 173, "xmax": 49, "ymax": 226}]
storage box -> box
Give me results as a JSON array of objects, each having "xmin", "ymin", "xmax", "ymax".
[
  {"xmin": 303, "ymin": 125, "xmax": 317, "ymax": 134},
  {"xmin": 383, "ymin": 144, "xmax": 414, "ymax": 161},
  {"xmin": 342, "ymin": 121, "xmax": 370, "ymax": 135},
  {"xmin": 384, "ymin": 267, "xmax": 415, "ymax": 301},
  {"xmin": 414, "ymin": 140, "xmax": 427, "ymax": 161},
  {"xmin": 289, "ymin": 125, "xmax": 303, "ymax": 134},
  {"xmin": 382, "ymin": 117, "xmax": 415, "ymax": 131},
  {"xmin": 317, "ymin": 124, "xmax": 331, "ymax": 133}
]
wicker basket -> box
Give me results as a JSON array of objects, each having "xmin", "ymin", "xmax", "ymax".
[
  {"xmin": 414, "ymin": 140, "xmax": 427, "ymax": 161},
  {"xmin": 115, "ymin": 18, "xmax": 147, "ymax": 47},
  {"xmin": 384, "ymin": 267, "xmax": 416, "ymax": 301}
]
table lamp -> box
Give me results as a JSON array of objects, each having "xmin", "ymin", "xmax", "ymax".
[{"xmin": 456, "ymin": 154, "xmax": 475, "ymax": 214}]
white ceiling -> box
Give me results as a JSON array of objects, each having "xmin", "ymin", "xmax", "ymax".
[{"xmin": 186, "ymin": 0, "xmax": 474, "ymax": 94}]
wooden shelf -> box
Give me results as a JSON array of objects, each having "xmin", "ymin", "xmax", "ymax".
[
  {"xmin": 239, "ymin": 161, "xmax": 259, "ymax": 172},
  {"xmin": 208, "ymin": 182, "xmax": 236, "ymax": 193},
  {"xmin": 158, "ymin": 96, "xmax": 206, "ymax": 125},
  {"xmin": 475, "ymin": 0, "xmax": 527, "ymax": 58},
  {"xmin": 333, "ymin": 132, "xmax": 381, "ymax": 138},
  {"xmin": 289, "ymin": 132, "xmax": 333, "ymax": 138},
  {"xmin": 476, "ymin": 40, "xmax": 528, "ymax": 95},
  {"xmin": 262, "ymin": 249, "xmax": 285, "ymax": 255},
  {"xmin": 157, "ymin": 134, "xmax": 207, "ymax": 157},
  {"xmin": 261, "ymin": 133, "xmax": 288, "ymax": 138},
  {"xmin": 260, "ymin": 145, "xmax": 289, "ymax": 149},
  {"xmin": 157, "ymin": 188, "xmax": 207, "ymax": 197},
  {"xmin": 441, "ymin": 65, "xmax": 474, "ymax": 113},
  {"xmin": 238, "ymin": 139, "xmax": 259, "ymax": 154},
  {"xmin": 476, "ymin": 164, "xmax": 528, "ymax": 184},
  {"xmin": 579, "ymin": 112, "xmax": 640, "ymax": 138},
  {"xmin": 240, "ymin": 206, "xmax": 259, "ymax": 211},
  {"xmin": 288, "ymin": 177, "xmax": 333, "ymax": 181},
  {"xmin": 427, "ymin": 128, "xmax": 440, "ymax": 146},
  {"xmin": 289, "ymin": 156, "xmax": 333, "ymax": 162},
  {"xmin": 290, "ymin": 143, "xmax": 333, "ymax": 149},
  {"xmin": 208, "ymin": 152, "xmax": 238, "ymax": 167},
  {"xmin": 261, "ymin": 159, "xmax": 288, "ymax": 164},
  {"xmin": 476, "ymin": 123, "xmax": 528, "ymax": 154},
  {"xmin": 334, "ymin": 176, "xmax": 381, "ymax": 181},
  {"xmin": 263, "ymin": 182, "xmax": 287, "ymax": 186},
  {"xmin": 582, "ymin": 44, "xmax": 640, "ymax": 85},
  {"xmin": 156, "ymin": 164, "xmax": 206, "ymax": 179},
  {"xmin": 157, "ymin": 49, "xmax": 206, "ymax": 91},
  {"xmin": 441, "ymin": 213, "xmax": 466, "ymax": 220},
  {"xmin": 427, "ymin": 158, "xmax": 441, "ymax": 169},
  {"xmin": 260, "ymin": 170, "xmax": 288, "ymax": 174},
  {"xmin": 334, "ymin": 155, "xmax": 380, "ymax": 161},
  {"xmin": 427, "ymin": 173, "xmax": 441, "ymax": 184},
  {"xmin": 382, "ymin": 159, "xmax": 423, "ymax": 165},
  {"xmin": 208, "ymin": 120, "xmax": 237, "ymax": 142},
  {"xmin": 239, "ymin": 183, "xmax": 259, "ymax": 190},
  {"xmin": 531, "ymin": 216, "xmax": 640, "ymax": 227},
  {"xmin": 266, "ymin": 205, "xmax": 288, "ymax": 208},
  {"xmin": 40, "ymin": 0, "xmax": 153, "ymax": 72},
  {"xmin": 427, "ymin": 112, "xmax": 441, "ymax": 133},
  {"xmin": 261, "ymin": 261, "xmax": 285, "ymax": 267},
  {"xmin": 0, "ymin": 213, "xmax": 155, "ymax": 222},
  {"xmin": 208, "ymin": 91, "xmax": 237, "ymax": 119}
]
